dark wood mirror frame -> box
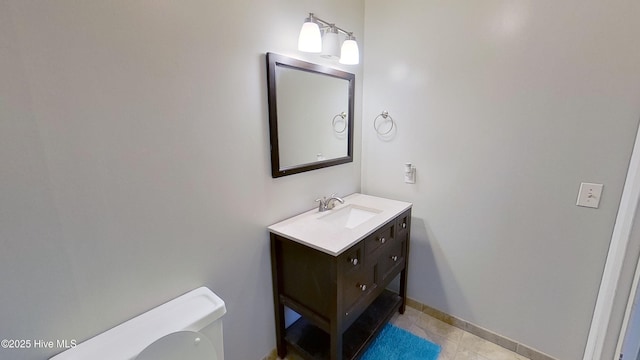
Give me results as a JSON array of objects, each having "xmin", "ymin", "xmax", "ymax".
[{"xmin": 266, "ymin": 52, "xmax": 355, "ymax": 178}]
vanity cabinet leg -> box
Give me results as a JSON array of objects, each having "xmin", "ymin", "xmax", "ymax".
[
  {"xmin": 270, "ymin": 236, "xmax": 287, "ymax": 358},
  {"xmin": 399, "ymin": 228, "xmax": 410, "ymax": 315},
  {"xmin": 329, "ymin": 324, "xmax": 343, "ymax": 360},
  {"xmin": 399, "ymin": 267, "xmax": 408, "ymax": 314},
  {"xmin": 274, "ymin": 301, "xmax": 286, "ymax": 358}
]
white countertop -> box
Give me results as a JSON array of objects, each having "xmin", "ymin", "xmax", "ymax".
[{"xmin": 268, "ymin": 193, "xmax": 412, "ymax": 256}]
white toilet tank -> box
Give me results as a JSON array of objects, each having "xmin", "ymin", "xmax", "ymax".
[{"xmin": 50, "ymin": 287, "xmax": 226, "ymax": 360}]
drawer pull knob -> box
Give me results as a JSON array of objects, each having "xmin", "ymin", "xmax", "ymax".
[
  {"xmin": 379, "ymin": 237, "xmax": 386, "ymax": 244},
  {"xmin": 391, "ymin": 255, "xmax": 399, "ymax": 262},
  {"xmin": 350, "ymin": 258, "xmax": 358, "ymax": 266},
  {"xmin": 402, "ymin": 223, "xmax": 407, "ymax": 229},
  {"xmin": 359, "ymin": 284, "xmax": 367, "ymax": 291}
]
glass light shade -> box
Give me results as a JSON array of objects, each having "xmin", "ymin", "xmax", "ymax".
[
  {"xmin": 298, "ymin": 21, "xmax": 322, "ymax": 53},
  {"xmin": 339, "ymin": 38, "xmax": 359, "ymax": 65},
  {"xmin": 321, "ymin": 28, "xmax": 340, "ymax": 59}
]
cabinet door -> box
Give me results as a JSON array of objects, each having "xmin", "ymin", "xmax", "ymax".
[
  {"xmin": 379, "ymin": 239, "xmax": 406, "ymax": 284},
  {"xmin": 340, "ymin": 242, "xmax": 364, "ymax": 274},
  {"xmin": 396, "ymin": 210, "xmax": 410, "ymax": 239},
  {"xmin": 342, "ymin": 265, "xmax": 376, "ymax": 317}
]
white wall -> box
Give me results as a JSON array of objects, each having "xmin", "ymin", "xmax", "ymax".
[
  {"xmin": 0, "ymin": 1, "xmax": 363, "ymax": 359},
  {"xmin": 362, "ymin": 1, "xmax": 640, "ymax": 359}
]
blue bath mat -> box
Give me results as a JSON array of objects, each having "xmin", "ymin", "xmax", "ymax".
[{"xmin": 361, "ymin": 323, "xmax": 441, "ymax": 360}]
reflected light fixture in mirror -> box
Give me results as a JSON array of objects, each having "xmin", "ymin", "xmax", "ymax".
[{"xmin": 297, "ymin": 13, "xmax": 359, "ymax": 65}]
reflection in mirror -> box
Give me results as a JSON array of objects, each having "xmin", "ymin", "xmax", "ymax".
[
  {"xmin": 276, "ymin": 67, "xmax": 349, "ymax": 167},
  {"xmin": 266, "ymin": 53, "xmax": 354, "ymax": 178}
]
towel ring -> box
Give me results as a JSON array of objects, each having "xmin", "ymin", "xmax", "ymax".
[
  {"xmin": 332, "ymin": 112, "xmax": 347, "ymax": 133},
  {"xmin": 374, "ymin": 111, "xmax": 395, "ymax": 135}
]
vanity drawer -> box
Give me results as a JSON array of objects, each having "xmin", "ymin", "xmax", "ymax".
[
  {"xmin": 365, "ymin": 223, "xmax": 394, "ymax": 255},
  {"xmin": 342, "ymin": 266, "xmax": 375, "ymax": 315},
  {"xmin": 340, "ymin": 242, "xmax": 364, "ymax": 274},
  {"xmin": 380, "ymin": 239, "xmax": 406, "ymax": 283}
]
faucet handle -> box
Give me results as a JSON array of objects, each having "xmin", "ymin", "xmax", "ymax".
[
  {"xmin": 315, "ymin": 197, "xmax": 326, "ymax": 212},
  {"xmin": 325, "ymin": 194, "xmax": 344, "ymax": 210}
]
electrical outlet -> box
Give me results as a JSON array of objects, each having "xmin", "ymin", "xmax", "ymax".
[
  {"xmin": 404, "ymin": 163, "xmax": 416, "ymax": 184},
  {"xmin": 576, "ymin": 182, "xmax": 603, "ymax": 208}
]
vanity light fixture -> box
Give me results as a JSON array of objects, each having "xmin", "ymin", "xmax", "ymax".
[
  {"xmin": 298, "ymin": 13, "xmax": 359, "ymax": 65},
  {"xmin": 321, "ymin": 25, "xmax": 340, "ymax": 60},
  {"xmin": 339, "ymin": 33, "xmax": 359, "ymax": 65},
  {"xmin": 298, "ymin": 14, "xmax": 322, "ymax": 53}
]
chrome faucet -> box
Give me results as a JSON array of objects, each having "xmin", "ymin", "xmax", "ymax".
[{"xmin": 315, "ymin": 194, "xmax": 345, "ymax": 212}]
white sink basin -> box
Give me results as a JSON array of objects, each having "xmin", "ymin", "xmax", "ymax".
[
  {"xmin": 319, "ymin": 204, "xmax": 382, "ymax": 229},
  {"xmin": 268, "ymin": 193, "xmax": 412, "ymax": 256}
]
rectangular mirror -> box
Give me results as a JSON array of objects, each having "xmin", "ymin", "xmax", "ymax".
[{"xmin": 266, "ymin": 53, "xmax": 355, "ymax": 178}]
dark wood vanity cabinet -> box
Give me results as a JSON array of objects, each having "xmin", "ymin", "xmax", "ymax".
[{"xmin": 270, "ymin": 209, "xmax": 411, "ymax": 360}]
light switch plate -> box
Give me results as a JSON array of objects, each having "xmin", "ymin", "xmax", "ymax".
[{"xmin": 576, "ymin": 182, "xmax": 604, "ymax": 208}]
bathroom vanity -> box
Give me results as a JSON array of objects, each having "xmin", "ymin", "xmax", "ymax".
[{"xmin": 269, "ymin": 194, "xmax": 411, "ymax": 360}]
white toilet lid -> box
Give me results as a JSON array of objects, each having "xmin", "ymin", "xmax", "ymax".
[{"xmin": 136, "ymin": 331, "xmax": 218, "ymax": 360}]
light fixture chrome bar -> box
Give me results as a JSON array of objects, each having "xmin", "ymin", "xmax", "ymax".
[{"xmin": 307, "ymin": 13, "xmax": 355, "ymax": 39}]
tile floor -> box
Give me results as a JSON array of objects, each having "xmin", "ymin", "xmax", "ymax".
[
  {"xmin": 389, "ymin": 306, "xmax": 531, "ymax": 360},
  {"xmin": 270, "ymin": 305, "xmax": 532, "ymax": 360}
]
